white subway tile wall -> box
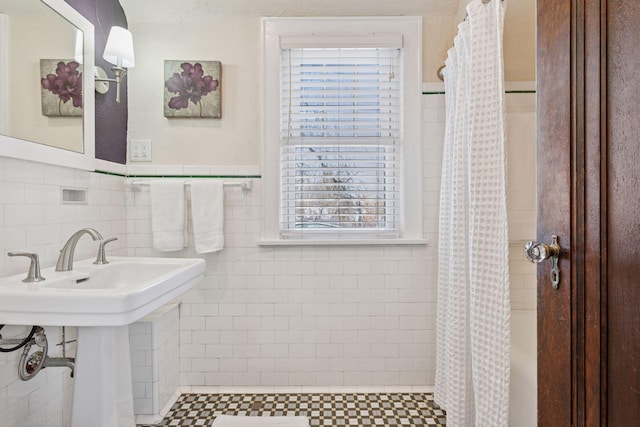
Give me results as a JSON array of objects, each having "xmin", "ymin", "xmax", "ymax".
[
  {"xmin": 127, "ymin": 180, "xmax": 437, "ymax": 387},
  {"xmin": 505, "ymin": 92, "xmax": 538, "ymax": 310},
  {"xmin": 123, "ymin": 92, "xmax": 536, "ymax": 390},
  {"xmin": 0, "ymin": 159, "xmax": 128, "ymax": 427},
  {"xmin": 130, "ymin": 303, "xmax": 180, "ymax": 424},
  {"xmin": 0, "ymin": 92, "xmax": 536, "ymax": 426}
]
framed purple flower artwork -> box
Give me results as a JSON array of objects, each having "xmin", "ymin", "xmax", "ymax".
[
  {"xmin": 40, "ymin": 59, "xmax": 83, "ymax": 117},
  {"xmin": 164, "ymin": 60, "xmax": 222, "ymax": 118}
]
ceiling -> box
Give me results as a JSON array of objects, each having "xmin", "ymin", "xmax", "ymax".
[
  {"xmin": 206, "ymin": 0, "xmax": 460, "ymax": 16},
  {"xmin": 121, "ymin": 0, "xmax": 461, "ymax": 23}
]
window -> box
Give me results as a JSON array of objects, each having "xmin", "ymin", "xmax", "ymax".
[
  {"xmin": 281, "ymin": 47, "xmax": 401, "ymax": 235},
  {"xmin": 262, "ymin": 17, "xmax": 423, "ymax": 243}
]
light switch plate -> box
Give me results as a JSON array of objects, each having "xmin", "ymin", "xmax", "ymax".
[{"xmin": 130, "ymin": 139, "xmax": 152, "ymax": 162}]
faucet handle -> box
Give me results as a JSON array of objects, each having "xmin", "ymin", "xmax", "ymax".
[
  {"xmin": 7, "ymin": 252, "xmax": 45, "ymax": 283},
  {"xmin": 94, "ymin": 237, "xmax": 118, "ymax": 265}
]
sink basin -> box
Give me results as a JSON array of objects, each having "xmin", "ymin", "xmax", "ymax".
[
  {"xmin": 0, "ymin": 255, "xmax": 205, "ymax": 427},
  {"xmin": 0, "ymin": 256, "xmax": 205, "ymax": 326}
]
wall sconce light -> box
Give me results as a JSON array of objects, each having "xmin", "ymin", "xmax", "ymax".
[{"xmin": 95, "ymin": 26, "xmax": 135, "ymax": 103}]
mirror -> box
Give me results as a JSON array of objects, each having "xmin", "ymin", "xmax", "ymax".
[{"xmin": 0, "ymin": 0, "xmax": 94, "ymax": 170}]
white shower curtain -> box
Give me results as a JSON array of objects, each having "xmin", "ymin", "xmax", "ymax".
[{"xmin": 435, "ymin": 1, "xmax": 510, "ymax": 426}]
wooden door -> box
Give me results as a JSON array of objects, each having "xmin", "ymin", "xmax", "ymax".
[
  {"xmin": 537, "ymin": 0, "xmax": 640, "ymax": 425},
  {"xmin": 537, "ymin": 0, "xmax": 573, "ymax": 425}
]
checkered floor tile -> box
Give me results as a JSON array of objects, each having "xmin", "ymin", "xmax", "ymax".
[{"xmin": 137, "ymin": 393, "xmax": 446, "ymax": 426}]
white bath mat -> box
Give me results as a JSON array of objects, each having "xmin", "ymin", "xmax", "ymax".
[{"xmin": 211, "ymin": 415, "xmax": 310, "ymax": 427}]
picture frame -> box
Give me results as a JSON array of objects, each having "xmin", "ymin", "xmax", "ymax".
[
  {"xmin": 40, "ymin": 59, "xmax": 83, "ymax": 117},
  {"xmin": 164, "ymin": 60, "xmax": 221, "ymax": 118}
]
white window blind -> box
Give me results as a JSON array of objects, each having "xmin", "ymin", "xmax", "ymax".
[{"xmin": 280, "ymin": 47, "xmax": 403, "ymax": 236}]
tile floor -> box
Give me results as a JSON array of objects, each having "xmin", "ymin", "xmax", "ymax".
[{"xmin": 138, "ymin": 393, "xmax": 446, "ymax": 426}]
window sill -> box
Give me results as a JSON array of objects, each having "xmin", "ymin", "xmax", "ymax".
[{"xmin": 257, "ymin": 238, "xmax": 428, "ymax": 247}]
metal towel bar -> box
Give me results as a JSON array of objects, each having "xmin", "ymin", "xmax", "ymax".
[{"xmin": 125, "ymin": 178, "xmax": 253, "ymax": 191}]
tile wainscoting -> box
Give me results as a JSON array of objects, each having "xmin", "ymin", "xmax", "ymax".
[{"xmin": 0, "ymin": 88, "xmax": 536, "ymax": 426}]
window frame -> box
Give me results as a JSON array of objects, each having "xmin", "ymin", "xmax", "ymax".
[{"xmin": 261, "ymin": 17, "xmax": 424, "ymax": 245}]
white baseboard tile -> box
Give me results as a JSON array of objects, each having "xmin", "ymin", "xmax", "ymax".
[{"xmin": 178, "ymin": 385, "xmax": 434, "ymax": 395}]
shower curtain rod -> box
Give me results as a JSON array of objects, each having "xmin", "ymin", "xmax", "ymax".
[{"xmin": 436, "ymin": 0, "xmax": 504, "ymax": 81}]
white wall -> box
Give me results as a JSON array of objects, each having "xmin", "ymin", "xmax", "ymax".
[
  {"xmin": 453, "ymin": 0, "xmax": 536, "ymax": 82},
  {"xmin": 121, "ymin": 0, "xmax": 536, "ymax": 167},
  {"xmin": 129, "ymin": 303, "xmax": 180, "ymax": 424},
  {"xmin": 119, "ymin": 92, "xmax": 442, "ymax": 390},
  {"xmin": 127, "ymin": 181, "xmax": 437, "ymax": 388},
  {"xmin": 504, "ymin": 89, "xmax": 537, "ymax": 427}
]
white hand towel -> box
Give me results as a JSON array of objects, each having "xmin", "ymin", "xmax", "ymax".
[
  {"xmin": 190, "ymin": 180, "xmax": 224, "ymax": 253},
  {"xmin": 150, "ymin": 180, "xmax": 186, "ymax": 251}
]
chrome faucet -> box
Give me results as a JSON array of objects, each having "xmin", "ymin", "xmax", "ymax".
[{"xmin": 55, "ymin": 228, "xmax": 103, "ymax": 272}]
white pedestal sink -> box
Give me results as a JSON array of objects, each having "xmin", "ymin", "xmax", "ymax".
[
  {"xmin": 73, "ymin": 326, "xmax": 136, "ymax": 427},
  {"xmin": 0, "ymin": 256, "xmax": 205, "ymax": 427}
]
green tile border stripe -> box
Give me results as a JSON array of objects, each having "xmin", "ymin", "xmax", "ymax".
[
  {"xmin": 95, "ymin": 169, "xmax": 127, "ymax": 177},
  {"xmin": 125, "ymin": 174, "xmax": 261, "ymax": 179},
  {"xmin": 422, "ymin": 90, "xmax": 536, "ymax": 95},
  {"xmin": 94, "ymin": 170, "xmax": 262, "ymax": 179}
]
